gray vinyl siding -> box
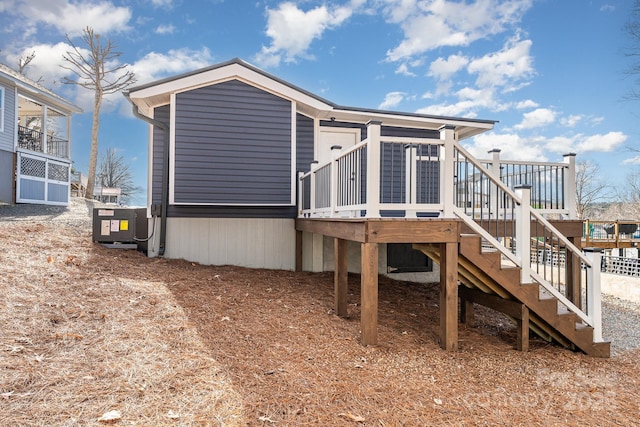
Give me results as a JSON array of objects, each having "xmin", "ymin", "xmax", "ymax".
[
  {"xmin": 296, "ymin": 113, "xmax": 314, "ymax": 172},
  {"xmin": 0, "ymin": 84, "xmax": 15, "ymax": 152},
  {"xmin": 0, "ymin": 150, "xmax": 13, "ymax": 203},
  {"xmin": 152, "ymin": 104, "xmax": 170, "ymax": 206},
  {"xmin": 381, "ymin": 126, "xmax": 439, "ymax": 139},
  {"xmin": 173, "ymin": 80, "xmax": 292, "ymax": 205}
]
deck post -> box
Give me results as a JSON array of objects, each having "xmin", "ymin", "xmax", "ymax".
[
  {"xmin": 566, "ymin": 236, "xmax": 582, "ymax": 308},
  {"xmin": 440, "ymin": 125, "xmax": 456, "ymax": 218},
  {"xmin": 366, "ymin": 121, "xmax": 382, "ymax": 218},
  {"xmin": 514, "ymin": 185, "xmax": 533, "ymax": 284},
  {"xmin": 334, "ymin": 238, "xmax": 348, "ymax": 317},
  {"xmin": 488, "ymin": 149, "xmax": 501, "ymax": 218},
  {"xmin": 404, "ymin": 144, "xmax": 418, "ymax": 218},
  {"xmin": 440, "ymin": 241, "xmax": 458, "ymax": 351},
  {"xmin": 330, "ymin": 146, "xmax": 342, "ymax": 217},
  {"xmin": 361, "ymin": 242, "xmax": 378, "ymax": 345},
  {"xmin": 310, "ymin": 160, "xmax": 318, "ymax": 216},
  {"xmin": 584, "ymin": 248, "xmax": 603, "ymax": 342},
  {"xmin": 563, "ymin": 153, "xmax": 577, "ymax": 219}
]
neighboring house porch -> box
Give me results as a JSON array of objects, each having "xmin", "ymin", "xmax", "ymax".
[{"xmin": 0, "ymin": 63, "xmax": 81, "ymax": 206}]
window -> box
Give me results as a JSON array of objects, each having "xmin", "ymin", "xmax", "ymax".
[{"xmin": 0, "ymin": 86, "xmax": 4, "ymax": 132}]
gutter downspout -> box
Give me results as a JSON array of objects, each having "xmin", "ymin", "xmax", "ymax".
[{"xmin": 123, "ymin": 92, "xmax": 170, "ymax": 256}]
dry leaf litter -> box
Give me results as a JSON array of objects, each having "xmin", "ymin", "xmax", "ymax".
[{"xmin": 1, "ymin": 199, "xmax": 639, "ymax": 426}]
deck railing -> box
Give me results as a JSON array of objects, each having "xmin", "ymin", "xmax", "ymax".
[
  {"xmin": 18, "ymin": 125, "xmax": 69, "ymax": 159},
  {"xmin": 584, "ymin": 220, "xmax": 640, "ymax": 246},
  {"xmin": 481, "ymin": 150, "xmax": 575, "ymax": 217},
  {"xmin": 298, "ymin": 121, "xmax": 601, "ymax": 341}
]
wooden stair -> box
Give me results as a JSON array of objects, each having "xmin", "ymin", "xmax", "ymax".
[{"xmin": 414, "ymin": 235, "xmax": 610, "ymax": 357}]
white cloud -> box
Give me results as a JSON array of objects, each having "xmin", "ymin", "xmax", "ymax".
[
  {"xmin": 131, "ymin": 47, "xmax": 214, "ymax": 85},
  {"xmin": 575, "ymin": 131, "xmax": 627, "ymax": 152},
  {"xmin": 515, "ymin": 99, "xmax": 538, "ymax": 109},
  {"xmin": 254, "ymin": 2, "xmax": 356, "ymax": 67},
  {"xmin": 428, "ymin": 54, "xmax": 469, "ymax": 80},
  {"xmin": 12, "ymin": 0, "xmax": 132, "ymax": 36},
  {"xmin": 395, "ymin": 63, "xmax": 416, "ymax": 77},
  {"xmin": 545, "ymin": 131, "xmax": 627, "ymax": 154},
  {"xmin": 623, "ymin": 156, "xmax": 640, "ymax": 165},
  {"xmin": 465, "ymin": 132, "xmax": 549, "ymax": 162},
  {"xmin": 417, "ymin": 85, "xmax": 504, "ymax": 117},
  {"xmin": 5, "ymin": 42, "xmax": 77, "ymax": 88},
  {"xmin": 560, "ymin": 114, "xmax": 583, "ymax": 128},
  {"xmin": 150, "ymin": 0, "xmax": 174, "ymax": 7},
  {"xmin": 155, "ymin": 24, "xmax": 176, "ymax": 34},
  {"xmin": 467, "ymin": 36, "xmax": 534, "ymax": 89},
  {"xmin": 378, "ymin": 91, "xmax": 406, "ymax": 110},
  {"xmin": 514, "ymin": 108, "xmax": 556, "ymax": 130},
  {"xmin": 384, "ymin": 0, "xmax": 533, "ymax": 61}
]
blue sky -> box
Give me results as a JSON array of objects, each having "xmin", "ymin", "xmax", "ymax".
[{"xmin": 1, "ymin": 0, "xmax": 638, "ymax": 206}]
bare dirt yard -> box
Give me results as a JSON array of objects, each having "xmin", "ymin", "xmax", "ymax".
[{"xmin": 1, "ymin": 200, "xmax": 639, "ymax": 426}]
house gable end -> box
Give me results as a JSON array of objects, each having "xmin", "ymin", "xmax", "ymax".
[{"xmin": 171, "ymin": 79, "xmax": 293, "ymax": 206}]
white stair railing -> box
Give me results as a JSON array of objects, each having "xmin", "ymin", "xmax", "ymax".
[{"xmin": 451, "ymin": 141, "xmax": 601, "ymax": 340}]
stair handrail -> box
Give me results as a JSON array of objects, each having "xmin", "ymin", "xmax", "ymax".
[{"xmin": 451, "ymin": 141, "xmax": 597, "ymax": 329}]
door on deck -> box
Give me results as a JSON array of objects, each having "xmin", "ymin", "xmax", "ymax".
[{"xmin": 318, "ymin": 127, "xmax": 362, "ymax": 209}]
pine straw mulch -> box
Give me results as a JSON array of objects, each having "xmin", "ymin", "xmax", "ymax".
[{"xmin": 1, "ymin": 220, "xmax": 640, "ymax": 426}]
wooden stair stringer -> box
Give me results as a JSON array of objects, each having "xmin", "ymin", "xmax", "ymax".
[
  {"xmin": 457, "ymin": 235, "xmax": 610, "ymax": 357},
  {"xmin": 414, "ymin": 242, "xmax": 554, "ymax": 344}
]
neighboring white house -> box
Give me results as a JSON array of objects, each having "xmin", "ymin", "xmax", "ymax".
[{"xmin": 0, "ymin": 63, "xmax": 82, "ymax": 206}]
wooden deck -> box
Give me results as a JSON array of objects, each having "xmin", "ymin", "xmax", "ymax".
[{"xmin": 295, "ymin": 217, "xmax": 586, "ymax": 352}]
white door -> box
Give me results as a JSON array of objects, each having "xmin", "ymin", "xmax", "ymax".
[{"xmin": 317, "ymin": 128, "xmax": 360, "ymax": 164}]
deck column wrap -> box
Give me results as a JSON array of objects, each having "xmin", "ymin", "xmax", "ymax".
[
  {"xmin": 488, "ymin": 149, "xmax": 501, "ymax": 219},
  {"xmin": 440, "ymin": 125, "xmax": 456, "ymax": 217},
  {"xmin": 365, "ymin": 121, "xmax": 381, "ymax": 218},
  {"xmin": 584, "ymin": 247, "xmax": 603, "ymax": 342},
  {"xmin": 515, "ymin": 185, "xmax": 533, "ymax": 284},
  {"xmin": 563, "ymin": 153, "xmax": 577, "ymax": 219},
  {"xmin": 330, "ymin": 145, "xmax": 342, "ymax": 217}
]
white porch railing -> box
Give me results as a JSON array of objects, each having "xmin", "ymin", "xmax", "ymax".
[{"xmin": 298, "ymin": 121, "xmax": 601, "ymax": 342}]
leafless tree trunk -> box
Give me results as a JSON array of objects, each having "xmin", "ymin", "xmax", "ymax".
[
  {"xmin": 575, "ymin": 161, "xmax": 610, "ymax": 219},
  {"xmin": 61, "ymin": 27, "xmax": 135, "ymax": 199}
]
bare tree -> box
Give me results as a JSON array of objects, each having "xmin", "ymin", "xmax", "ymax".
[
  {"xmin": 575, "ymin": 161, "xmax": 610, "ymax": 219},
  {"xmin": 18, "ymin": 51, "xmax": 36, "ymax": 74},
  {"xmin": 97, "ymin": 147, "xmax": 141, "ymax": 203},
  {"xmin": 614, "ymin": 170, "xmax": 640, "ymax": 219},
  {"xmin": 16, "ymin": 51, "xmax": 45, "ymax": 84},
  {"xmin": 61, "ymin": 26, "xmax": 136, "ymax": 199}
]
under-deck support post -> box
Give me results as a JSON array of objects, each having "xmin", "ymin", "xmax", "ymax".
[
  {"xmin": 440, "ymin": 241, "xmax": 458, "ymax": 351},
  {"xmin": 334, "ymin": 238, "xmax": 348, "ymax": 317},
  {"xmin": 361, "ymin": 242, "xmax": 378, "ymax": 345}
]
